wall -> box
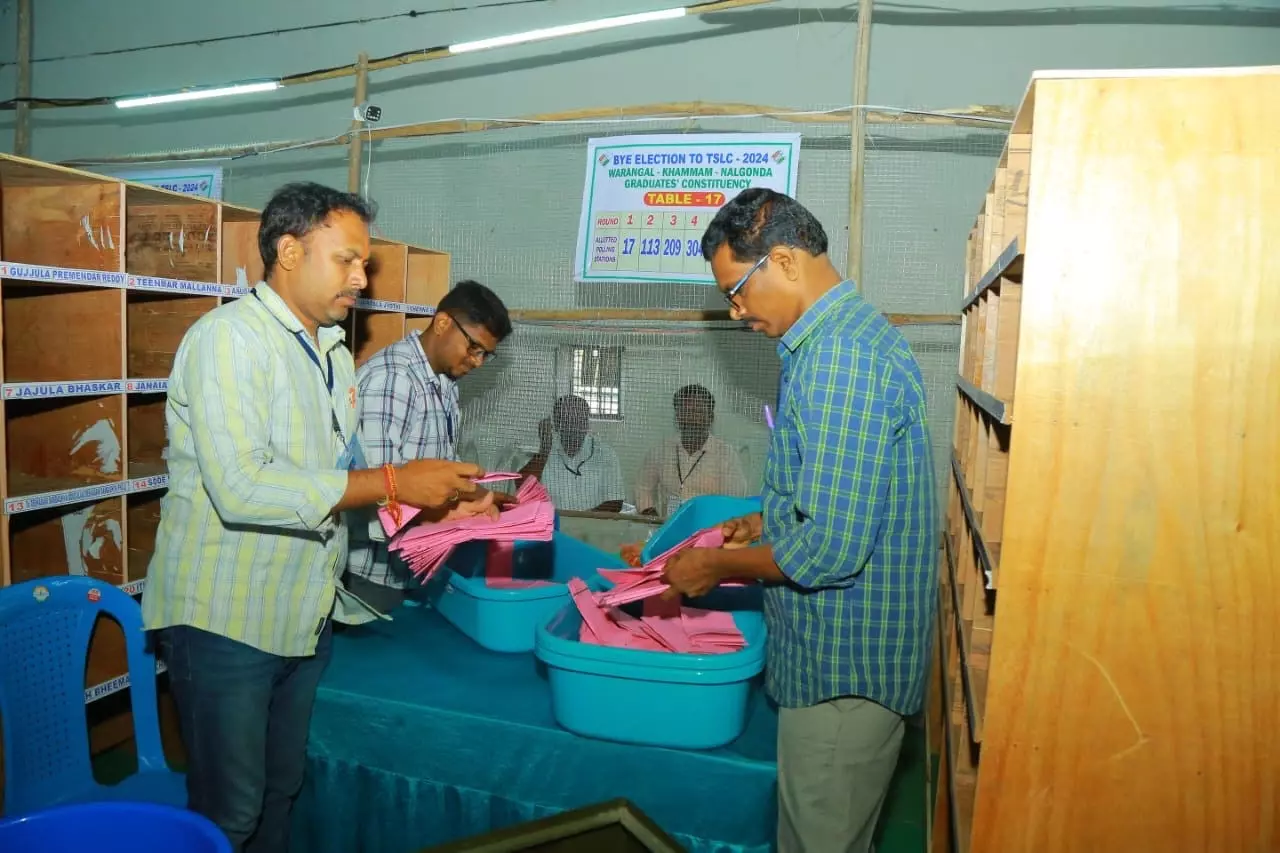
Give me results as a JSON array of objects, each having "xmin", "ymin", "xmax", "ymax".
[
  {"xmin": 2, "ymin": 0, "xmax": 1278, "ymax": 162},
  {"xmin": 0, "ymin": 0, "xmax": 1275, "ymax": 510}
]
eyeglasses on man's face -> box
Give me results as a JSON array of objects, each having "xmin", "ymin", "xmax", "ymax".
[
  {"xmin": 722, "ymin": 254, "xmax": 769, "ymax": 308},
  {"xmin": 447, "ymin": 313, "xmax": 497, "ymax": 363}
]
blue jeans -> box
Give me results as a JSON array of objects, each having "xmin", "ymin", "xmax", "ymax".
[{"xmin": 157, "ymin": 623, "xmax": 333, "ymax": 853}]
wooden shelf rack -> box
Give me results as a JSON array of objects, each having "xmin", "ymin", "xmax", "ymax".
[
  {"xmin": 0, "ymin": 153, "xmax": 450, "ymax": 703},
  {"xmin": 926, "ymin": 65, "xmax": 1280, "ymax": 853}
]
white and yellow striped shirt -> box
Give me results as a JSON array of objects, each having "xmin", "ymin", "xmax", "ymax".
[{"xmin": 141, "ymin": 282, "xmax": 365, "ymax": 656}]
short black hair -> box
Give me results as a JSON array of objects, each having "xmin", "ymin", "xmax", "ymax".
[
  {"xmin": 554, "ymin": 394, "xmax": 589, "ymax": 419},
  {"xmin": 673, "ymin": 383, "xmax": 714, "ymax": 411},
  {"xmin": 700, "ymin": 188, "xmax": 828, "ymax": 263},
  {"xmin": 258, "ymin": 182, "xmax": 377, "ymax": 276},
  {"xmin": 438, "ymin": 279, "xmax": 513, "ymax": 341}
]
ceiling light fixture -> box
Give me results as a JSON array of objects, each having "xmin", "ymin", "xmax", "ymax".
[
  {"xmin": 115, "ymin": 81, "xmax": 281, "ymax": 109},
  {"xmin": 448, "ymin": 7, "xmax": 687, "ymax": 54}
]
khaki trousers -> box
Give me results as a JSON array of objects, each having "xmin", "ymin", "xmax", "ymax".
[{"xmin": 777, "ymin": 696, "xmax": 905, "ymax": 853}]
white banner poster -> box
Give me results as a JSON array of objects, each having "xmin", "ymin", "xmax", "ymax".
[
  {"xmin": 573, "ymin": 133, "xmax": 801, "ymax": 285},
  {"xmin": 98, "ymin": 165, "xmax": 224, "ymax": 200}
]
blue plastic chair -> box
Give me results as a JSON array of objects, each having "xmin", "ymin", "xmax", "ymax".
[
  {"xmin": 0, "ymin": 800, "xmax": 229, "ymax": 853},
  {"xmin": 0, "ymin": 576, "xmax": 186, "ymax": 815}
]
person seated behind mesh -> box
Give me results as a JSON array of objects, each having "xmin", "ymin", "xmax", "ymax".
[
  {"xmin": 634, "ymin": 384, "xmax": 749, "ymax": 518},
  {"xmin": 520, "ymin": 394, "xmax": 624, "ymax": 512}
]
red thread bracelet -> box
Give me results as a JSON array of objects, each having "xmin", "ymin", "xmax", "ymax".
[{"xmin": 382, "ymin": 463, "xmax": 402, "ymax": 527}]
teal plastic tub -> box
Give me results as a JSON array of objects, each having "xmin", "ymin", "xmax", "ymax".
[
  {"xmin": 428, "ymin": 532, "xmax": 625, "ymax": 653},
  {"xmin": 641, "ymin": 494, "xmax": 762, "ymax": 563},
  {"xmin": 535, "ymin": 583, "xmax": 767, "ymax": 750}
]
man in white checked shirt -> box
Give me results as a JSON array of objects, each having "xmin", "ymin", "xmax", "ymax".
[{"xmin": 345, "ymin": 280, "xmax": 513, "ymax": 614}]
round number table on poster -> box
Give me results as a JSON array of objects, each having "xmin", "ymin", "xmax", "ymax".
[{"xmin": 588, "ymin": 192, "xmax": 726, "ymax": 278}]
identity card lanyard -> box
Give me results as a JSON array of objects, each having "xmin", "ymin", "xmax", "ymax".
[{"xmin": 253, "ymin": 290, "xmax": 343, "ymax": 440}]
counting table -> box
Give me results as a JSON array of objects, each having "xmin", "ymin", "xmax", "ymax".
[{"xmin": 292, "ymin": 605, "xmax": 777, "ymax": 853}]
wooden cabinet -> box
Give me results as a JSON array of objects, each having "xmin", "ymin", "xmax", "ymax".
[
  {"xmin": 0, "ymin": 154, "xmax": 449, "ymax": 707},
  {"xmin": 928, "ymin": 65, "xmax": 1280, "ymax": 853}
]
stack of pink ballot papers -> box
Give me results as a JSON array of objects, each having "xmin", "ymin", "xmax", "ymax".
[
  {"xmin": 594, "ymin": 526, "xmax": 744, "ymax": 607},
  {"xmin": 568, "ymin": 578, "xmax": 746, "ymax": 654},
  {"xmin": 379, "ymin": 475, "xmax": 555, "ymax": 582}
]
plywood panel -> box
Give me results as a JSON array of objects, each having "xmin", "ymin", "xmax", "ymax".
[
  {"xmin": 1, "ymin": 182, "xmax": 122, "ymax": 271},
  {"xmin": 974, "ymin": 73, "xmax": 1280, "ymax": 853},
  {"xmin": 406, "ymin": 248, "xmax": 450, "ymax": 306},
  {"xmin": 7, "ymin": 395, "xmax": 125, "ymax": 496},
  {"xmin": 353, "ymin": 311, "xmax": 405, "ymax": 367},
  {"xmin": 220, "ymin": 218, "xmax": 263, "ymax": 287},
  {"xmin": 126, "ymin": 396, "xmax": 167, "ymax": 480},
  {"xmin": 2, "ymin": 284, "xmax": 123, "ymax": 382},
  {"xmin": 9, "ymin": 497, "xmax": 124, "ymax": 586},
  {"xmin": 124, "ymin": 199, "xmax": 218, "ymax": 281},
  {"xmin": 125, "ymin": 492, "xmax": 162, "ymax": 582},
  {"xmin": 84, "ymin": 613, "xmax": 127, "ymax": 697},
  {"xmin": 126, "ymin": 293, "xmax": 217, "ymax": 377},
  {"xmin": 367, "ymin": 242, "xmax": 407, "ymax": 303}
]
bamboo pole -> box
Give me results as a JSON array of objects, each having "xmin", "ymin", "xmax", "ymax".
[
  {"xmin": 14, "ymin": 0, "xmax": 31, "ymax": 157},
  {"xmin": 347, "ymin": 53, "xmax": 369, "ymax": 193},
  {"xmin": 280, "ymin": 0, "xmax": 777, "ymax": 87},
  {"xmin": 59, "ymin": 102, "xmax": 1013, "ymax": 167},
  {"xmin": 366, "ymin": 102, "xmax": 1011, "ymax": 145},
  {"xmin": 507, "ymin": 308, "xmax": 959, "ymax": 325},
  {"xmin": 848, "ymin": 0, "xmax": 874, "ymax": 288}
]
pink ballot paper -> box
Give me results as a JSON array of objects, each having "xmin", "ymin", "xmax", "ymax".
[
  {"xmin": 474, "ymin": 472, "xmax": 521, "ymax": 485},
  {"xmin": 385, "ymin": 477, "xmax": 555, "ymax": 583},
  {"xmin": 568, "ymin": 577, "xmax": 746, "ymax": 654},
  {"xmin": 378, "ymin": 474, "xmax": 529, "ymax": 537},
  {"xmin": 594, "ymin": 526, "xmax": 747, "ymax": 607}
]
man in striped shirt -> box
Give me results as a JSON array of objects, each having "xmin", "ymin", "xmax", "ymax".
[
  {"xmin": 346, "ymin": 280, "xmax": 513, "ymax": 614},
  {"xmin": 142, "ymin": 183, "xmax": 490, "ymax": 853},
  {"xmin": 661, "ymin": 189, "xmax": 938, "ymax": 853}
]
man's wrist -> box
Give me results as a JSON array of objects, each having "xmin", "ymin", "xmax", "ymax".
[
  {"xmin": 706, "ymin": 547, "xmax": 733, "ymax": 579},
  {"xmin": 715, "ymin": 543, "xmax": 784, "ymax": 583}
]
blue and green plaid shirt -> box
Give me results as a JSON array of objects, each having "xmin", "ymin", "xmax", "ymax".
[{"xmin": 762, "ymin": 280, "xmax": 938, "ymax": 715}]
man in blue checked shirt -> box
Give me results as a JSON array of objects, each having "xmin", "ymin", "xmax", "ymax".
[
  {"xmin": 345, "ymin": 280, "xmax": 513, "ymax": 614},
  {"xmin": 661, "ymin": 188, "xmax": 938, "ymax": 853}
]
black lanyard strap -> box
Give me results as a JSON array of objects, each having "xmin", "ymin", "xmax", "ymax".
[
  {"xmin": 292, "ymin": 330, "xmax": 335, "ymax": 393},
  {"xmin": 253, "ymin": 289, "xmax": 341, "ymax": 437},
  {"xmin": 562, "ymin": 436, "xmax": 596, "ymax": 477},
  {"xmin": 676, "ymin": 447, "xmax": 707, "ymax": 486},
  {"xmin": 428, "ymin": 382, "xmax": 456, "ymax": 446}
]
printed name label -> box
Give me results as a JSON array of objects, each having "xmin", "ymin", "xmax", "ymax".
[
  {"xmin": 0, "ymin": 262, "xmax": 126, "ymax": 288},
  {"xmin": 354, "ymin": 298, "xmax": 437, "ymax": 317},
  {"xmin": 125, "ymin": 379, "xmax": 168, "ymax": 393},
  {"xmin": 127, "ymin": 274, "xmax": 233, "ymax": 297},
  {"xmin": 3, "ymin": 380, "xmax": 125, "ymax": 399},
  {"xmin": 4, "ymin": 475, "xmax": 169, "ymax": 515}
]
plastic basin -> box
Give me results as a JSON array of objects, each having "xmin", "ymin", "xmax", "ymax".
[
  {"xmin": 0, "ymin": 801, "xmax": 230, "ymax": 853},
  {"xmin": 641, "ymin": 495, "xmax": 762, "ymax": 563},
  {"xmin": 429, "ymin": 532, "xmax": 626, "ymax": 653},
  {"xmin": 535, "ymin": 584, "xmax": 767, "ymax": 750}
]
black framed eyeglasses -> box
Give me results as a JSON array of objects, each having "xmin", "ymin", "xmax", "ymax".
[
  {"xmin": 723, "ymin": 254, "xmax": 768, "ymax": 307},
  {"xmin": 447, "ymin": 313, "xmax": 497, "ymax": 362}
]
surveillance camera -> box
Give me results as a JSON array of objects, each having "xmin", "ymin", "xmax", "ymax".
[{"xmin": 353, "ymin": 103, "xmax": 383, "ymax": 123}]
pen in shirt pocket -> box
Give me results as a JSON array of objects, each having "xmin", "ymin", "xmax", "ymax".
[{"xmin": 764, "ymin": 404, "xmax": 775, "ymax": 431}]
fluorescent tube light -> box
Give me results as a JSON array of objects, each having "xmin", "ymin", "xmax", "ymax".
[
  {"xmin": 115, "ymin": 81, "xmax": 281, "ymax": 109},
  {"xmin": 448, "ymin": 7, "xmax": 687, "ymax": 54}
]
